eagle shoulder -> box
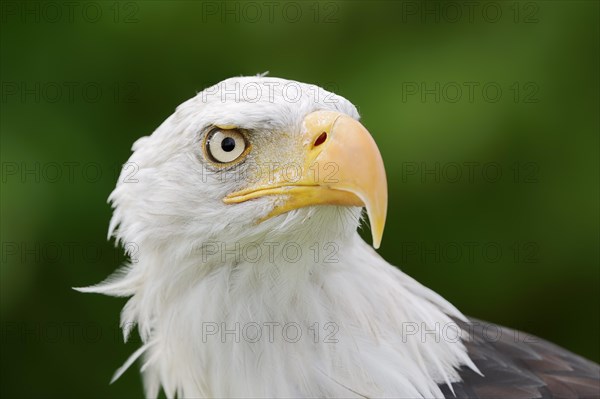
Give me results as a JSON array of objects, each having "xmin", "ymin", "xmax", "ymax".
[{"xmin": 440, "ymin": 318, "xmax": 600, "ymax": 399}]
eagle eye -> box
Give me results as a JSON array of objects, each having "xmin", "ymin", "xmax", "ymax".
[{"xmin": 205, "ymin": 128, "xmax": 249, "ymax": 165}]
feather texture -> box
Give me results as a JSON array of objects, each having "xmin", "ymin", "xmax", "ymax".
[
  {"xmin": 441, "ymin": 319, "xmax": 600, "ymax": 399},
  {"xmin": 77, "ymin": 76, "xmax": 599, "ymax": 398}
]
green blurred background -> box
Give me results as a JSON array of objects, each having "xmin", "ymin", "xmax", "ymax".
[{"xmin": 1, "ymin": 1, "xmax": 598, "ymax": 397}]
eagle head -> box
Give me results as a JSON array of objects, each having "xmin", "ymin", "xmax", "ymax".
[{"xmin": 109, "ymin": 76, "xmax": 387, "ymax": 261}]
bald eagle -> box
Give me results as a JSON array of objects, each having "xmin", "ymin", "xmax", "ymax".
[{"xmin": 77, "ymin": 77, "xmax": 600, "ymax": 398}]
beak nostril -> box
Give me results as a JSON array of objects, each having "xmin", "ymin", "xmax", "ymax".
[{"xmin": 313, "ymin": 132, "xmax": 328, "ymax": 147}]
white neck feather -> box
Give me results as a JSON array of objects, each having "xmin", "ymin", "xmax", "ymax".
[{"xmin": 83, "ymin": 228, "xmax": 476, "ymax": 398}]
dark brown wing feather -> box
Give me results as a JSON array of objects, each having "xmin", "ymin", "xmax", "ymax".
[{"xmin": 440, "ymin": 318, "xmax": 600, "ymax": 399}]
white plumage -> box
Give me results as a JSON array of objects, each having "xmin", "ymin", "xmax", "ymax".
[{"xmin": 78, "ymin": 76, "xmax": 479, "ymax": 398}]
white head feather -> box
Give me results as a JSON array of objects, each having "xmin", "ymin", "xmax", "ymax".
[{"xmin": 78, "ymin": 76, "xmax": 477, "ymax": 398}]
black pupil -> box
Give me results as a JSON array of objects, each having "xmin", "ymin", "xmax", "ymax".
[{"xmin": 221, "ymin": 137, "xmax": 236, "ymax": 152}]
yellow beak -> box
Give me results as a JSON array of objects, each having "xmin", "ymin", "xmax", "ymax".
[{"xmin": 223, "ymin": 110, "xmax": 388, "ymax": 249}]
